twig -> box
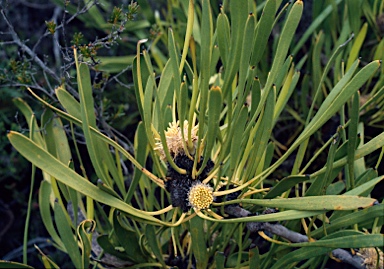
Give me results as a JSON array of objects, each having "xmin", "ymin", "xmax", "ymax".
[
  {"xmin": 2, "ymin": 237, "xmax": 52, "ymax": 261},
  {"xmin": 52, "ymin": 6, "xmax": 63, "ymax": 69},
  {"xmin": 0, "ymin": 83, "xmax": 52, "ymax": 98},
  {"xmin": 1, "ymin": 9, "xmax": 61, "ymax": 84}
]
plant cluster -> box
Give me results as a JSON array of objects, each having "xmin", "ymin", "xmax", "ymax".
[{"xmin": 1, "ymin": 0, "xmax": 384, "ymax": 268}]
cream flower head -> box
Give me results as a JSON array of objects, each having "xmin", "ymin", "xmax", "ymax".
[
  {"xmin": 155, "ymin": 120, "xmax": 198, "ymax": 160},
  {"xmin": 188, "ymin": 182, "xmax": 214, "ymax": 210},
  {"xmin": 357, "ymin": 248, "xmax": 383, "ymax": 269}
]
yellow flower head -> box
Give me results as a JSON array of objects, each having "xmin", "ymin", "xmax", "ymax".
[
  {"xmin": 155, "ymin": 120, "xmax": 198, "ymax": 160},
  {"xmin": 188, "ymin": 182, "xmax": 214, "ymax": 210}
]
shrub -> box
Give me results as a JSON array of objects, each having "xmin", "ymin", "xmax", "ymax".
[{"xmin": 2, "ymin": 0, "xmax": 384, "ymax": 268}]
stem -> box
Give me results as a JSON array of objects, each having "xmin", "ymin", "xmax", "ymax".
[{"xmin": 23, "ymin": 164, "xmax": 36, "ymax": 265}]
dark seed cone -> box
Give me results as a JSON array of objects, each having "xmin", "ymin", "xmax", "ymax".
[
  {"xmin": 165, "ymin": 154, "xmax": 214, "ymax": 212},
  {"xmin": 165, "ymin": 176, "xmax": 193, "ymax": 212}
]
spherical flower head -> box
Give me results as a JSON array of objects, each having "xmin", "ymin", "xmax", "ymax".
[
  {"xmin": 155, "ymin": 120, "xmax": 198, "ymax": 160},
  {"xmin": 188, "ymin": 182, "xmax": 214, "ymax": 210}
]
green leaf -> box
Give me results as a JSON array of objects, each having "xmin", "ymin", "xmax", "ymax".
[
  {"xmin": 274, "ymin": 68, "xmax": 300, "ymax": 124},
  {"xmin": 179, "ymin": 0, "xmax": 194, "ymax": 74},
  {"xmin": 306, "ymin": 127, "xmax": 342, "ymax": 196},
  {"xmin": 48, "ymin": 0, "xmax": 108, "ymax": 29},
  {"xmin": 196, "ymin": 0, "xmax": 213, "ymax": 160},
  {"xmin": 245, "ymin": 87, "xmax": 275, "ymax": 181},
  {"xmin": 236, "ymin": 12, "xmax": 256, "ymax": 110},
  {"xmin": 7, "ymin": 131, "xmax": 163, "ymax": 225},
  {"xmin": 77, "ymin": 220, "xmax": 95, "ymax": 269},
  {"xmin": 292, "ymin": 0, "xmax": 343, "ymax": 55},
  {"xmin": 40, "ymin": 254, "xmax": 60, "ymax": 269},
  {"xmin": 216, "ymin": 12, "xmax": 230, "ymax": 68},
  {"xmin": 38, "ymin": 181, "xmax": 64, "ymax": 250},
  {"xmin": 22, "ymin": 88, "xmax": 154, "ymax": 191},
  {"xmin": 344, "ymin": 175, "xmax": 384, "ymax": 196},
  {"xmin": 229, "ymin": 106, "xmax": 248, "ymax": 177},
  {"xmin": 143, "ymin": 75, "xmax": 155, "ymax": 148},
  {"xmin": 311, "ymin": 32, "xmax": 325, "ymax": 98},
  {"xmin": 266, "ymin": 0, "xmax": 302, "ymax": 90},
  {"xmin": 271, "ymin": 246, "xmax": 332, "ymax": 269},
  {"xmin": 250, "ymin": 77, "xmax": 261, "ymax": 117},
  {"xmin": 221, "ymin": 0, "xmax": 247, "ymax": 96},
  {"xmin": 346, "ymin": 22, "xmax": 368, "ymax": 70},
  {"xmin": 355, "ymin": 168, "xmax": 378, "ymax": 187},
  {"xmin": 233, "ymin": 195, "xmax": 377, "ymax": 211},
  {"xmin": 94, "ymin": 55, "xmax": 135, "ymax": 73},
  {"xmin": 42, "ymin": 109, "xmax": 72, "ymax": 165},
  {"xmin": 76, "ymin": 59, "xmax": 109, "ymax": 184},
  {"xmin": 76, "ymin": 57, "xmax": 125, "ymax": 194},
  {"xmin": 346, "ymin": 91, "xmax": 360, "ymax": 190},
  {"xmin": 285, "ymin": 233, "xmax": 384, "ymax": 248},
  {"xmin": 190, "ymin": 216, "xmax": 208, "ymax": 268},
  {"xmin": 97, "ymin": 179, "xmax": 122, "ymax": 199},
  {"xmin": 157, "ymin": 60, "xmax": 174, "ymax": 114},
  {"xmin": 249, "ymin": 247, "xmax": 260, "ymax": 269},
  {"xmin": 133, "ymin": 54, "xmax": 148, "ymax": 119},
  {"xmin": 262, "ymin": 142, "xmax": 275, "ymax": 171},
  {"xmin": 313, "ymin": 60, "xmax": 380, "ymax": 130},
  {"xmin": 126, "ymin": 122, "xmax": 148, "ymax": 202},
  {"xmin": 251, "ymin": 0, "xmax": 276, "ymax": 66},
  {"xmin": 264, "ymin": 175, "xmax": 310, "ymax": 199},
  {"xmin": 145, "ymin": 225, "xmax": 167, "ymax": 267},
  {"xmin": 268, "ymin": 60, "xmax": 381, "ymax": 180},
  {"xmin": 54, "ymin": 203, "xmax": 82, "ymax": 268},
  {"xmin": 275, "ymin": 56, "xmax": 294, "ymax": 94},
  {"xmin": 12, "ymin": 98, "xmax": 45, "ymax": 148},
  {"xmin": 0, "ymin": 261, "xmax": 34, "ymax": 269},
  {"xmin": 226, "ymin": 252, "xmax": 248, "ymax": 267},
  {"xmin": 347, "ymin": 0, "xmax": 364, "ymax": 42},
  {"xmin": 167, "ymin": 28, "xmax": 181, "ymax": 112},
  {"xmin": 41, "ymin": 110, "xmax": 76, "ymax": 207},
  {"xmin": 247, "ymin": 0, "xmax": 302, "ymax": 134},
  {"xmin": 271, "ymin": 232, "xmax": 382, "ymax": 269},
  {"xmin": 214, "ymin": 252, "xmax": 225, "ymax": 269},
  {"xmin": 312, "ymin": 204, "xmax": 384, "ymax": 238},
  {"xmin": 113, "ymin": 214, "xmax": 148, "ymax": 263},
  {"xmin": 179, "ymin": 82, "xmax": 188, "ymax": 122},
  {"xmin": 311, "ymin": 134, "xmax": 384, "ymax": 178},
  {"xmin": 326, "ymin": 181, "xmax": 345, "ymax": 195},
  {"xmin": 200, "ymin": 86, "xmax": 222, "ymax": 174},
  {"xmin": 199, "ymin": 209, "xmax": 325, "ymax": 223},
  {"xmin": 96, "ymin": 235, "xmax": 131, "ymax": 260},
  {"xmin": 56, "ymin": 86, "xmax": 82, "ymax": 120}
]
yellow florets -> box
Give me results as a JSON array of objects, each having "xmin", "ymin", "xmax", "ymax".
[
  {"xmin": 154, "ymin": 120, "xmax": 198, "ymax": 160},
  {"xmin": 188, "ymin": 182, "xmax": 214, "ymax": 210}
]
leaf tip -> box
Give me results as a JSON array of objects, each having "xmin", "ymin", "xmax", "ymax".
[
  {"xmin": 7, "ymin": 130, "xmax": 16, "ymax": 138},
  {"xmin": 138, "ymin": 38, "xmax": 148, "ymax": 44},
  {"xmin": 295, "ymin": 0, "xmax": 303, "ymax": 6},
  {"xmin": 211, "ymin": 85, "xmax": 222, "ymax": 93}
]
